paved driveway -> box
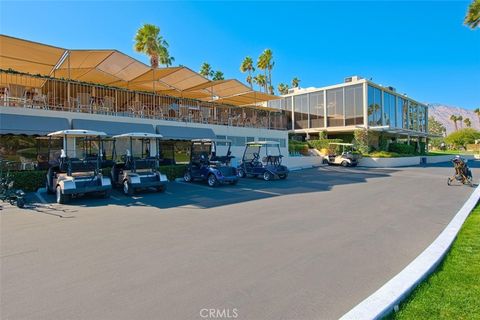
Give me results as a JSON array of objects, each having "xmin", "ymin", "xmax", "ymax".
[{"xmin": 1, "ymin": 162, "xmax": 478, "ymax": 320}]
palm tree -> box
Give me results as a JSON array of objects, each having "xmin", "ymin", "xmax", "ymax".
[
  {"xmin": 277, "ymin": 83, "xmax": 289, "ymax": 95},
  {"xmin": 134, "ymin": 24, "xmax": 170, "ymax": 68},
  {"xmin": 464, "ymin": 0, "xmax": 480, "ymax": 29},
  {"xmin": 257, "ymin": 50, "xmax": 272, "ymax": 92},
  {"xmin": 212, "ymin": 71, "xmax": 224, "ymax": 81},
  {"xmin": 474, "ymin": 108, "xmax": 480, "ymax": 127},
  {"xmin": 200, "ymin": 62, "xmax": 213, "ymax": 79},
  {"xmin": 240, "ymin": 56, "xmax": 255, "ymax": 89},
  {"xmin": 291, "ymin": 77, "xmax": 300, "ymax": 88},
  {"xmin": 464, "ymin": 117, "xmax": 472, "ymax": 127},
  {"xmin": 253, "ymin": 74, "xmax": 267, "ymax": 92},
  {"xmin": 268, "ymin": 85, "xmax": 274, "ymax": 95},
  {"xmin": 450, "ymin": 115, "xmax": 459, "ymax": 131},
  {"xmin": 458, "ymin": 115, "xmax": 463, "ymax": 128},
  {"xmin": 159, "ymin": 48, "xmax": 175, "ymax": 67}
]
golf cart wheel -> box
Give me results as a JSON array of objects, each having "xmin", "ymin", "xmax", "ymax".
[
  {"xmin": 237, "ymin": 169, "xmax": 246, "ymax": 178},
  {"xmin": 56, "ymin": 186, "xmax": 69, "ymax": 204},
  {"xmin": 322, "ymin": 159, "xmax": 329, "ymax": 165},
  {"xmin": 123, "ymin": 180, "xmax": 134, "ymax": 196},
  {"xmin": 184, "ymin": 171, "xmax": 192, "ymax": 183},
  {"xmin": 207, "ymin": 174, "xmax": 218, "ymax": 187},
  {"xmin": 279, "ymin": 174, "xmax": 288, "ymax": 180},
  {"xmin": 447, "ymin": 178, "xmax": 452, "ymax": 186},
  {"xmin": 341, "ymin": 161, "xmax": 349, "ymax": 167},
  {"xmin": 16, "ymin": 198, "xmax": 25, "ymax": 208},
  {"xmin": 263, "ymin": 171, "xmax": 273, "ymax": 181}
]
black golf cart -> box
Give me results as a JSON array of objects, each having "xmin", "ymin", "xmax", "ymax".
[
  {"xmin": 0, "ymin": 160, "xmax": 26, "ymax": 208},
  {"xmin": 45, "ymin": 130, "xmax": 112, "ymax": 204},
  {"xmin": 237, "ymin": 141, "xmax": 288, "ymax": 181},
  {"xmin": 184, "ymin": 139, "xmax": 238, "ymax": 187},
  {"xmin": 111, "ymin": 132, "xmax": 168, "ymax": 195}
]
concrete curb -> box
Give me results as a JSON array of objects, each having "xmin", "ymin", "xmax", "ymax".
[{"xmin": 340, "ymin": 184, "xmax": 480, "ymax": 320}]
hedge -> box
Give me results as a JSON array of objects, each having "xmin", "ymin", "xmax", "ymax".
[
  {"xmin": 288, "ymin": 140, "xmax": 309, "ymax": 155},
  {"xmin": 308, "ymin": 139, "xmax": 343, "ymax": 152},
  {"xmin": 388, "ymin": 143, "xmax": 416, "ymax": 155},
  {"xmin": 9, "ymin": 170, "xmax": 46, "ymax": 192},
  {"xmin": 159, "ymin": 164, "xmax": 187, "ymax": 181}
]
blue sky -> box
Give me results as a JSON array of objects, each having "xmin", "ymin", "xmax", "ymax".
[{"xmin": 1, "ymin": 1, "xmax": 479, "ymax": 108}]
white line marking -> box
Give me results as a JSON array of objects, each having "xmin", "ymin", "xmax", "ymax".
[
  {"xmin": 35, "ymin": 188, "xmax": 47, "ymax": 204},
  {"xmin": 110, "ymin": 195, "xmax": 121, "ymax": 201},
  {"xmin": 240, "ymin": 188, "xmax": 281, "ymax": 196}
]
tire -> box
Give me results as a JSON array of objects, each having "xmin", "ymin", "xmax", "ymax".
[
  {"xmin": 322, "ymin": 159, "xmax": 328, "ymax": 165},
  {"xmin": 207, "ymin": 174, "xmax": 218, "ymax": 187},
  {"xmin": 16, "ymin": 197, "xmax": 25, "ymax": 208},
  {"xmin": 263, "ymin": 171, "xmax": 273, "ymax": 181},
  {"xmin": 184, "ymin": 171, "xmax": 192, "ymax": 182},
  {"xmin": 341, "ymin": 161, "xmax": 349, "ymax": 167},
  {"xmin": 279, "ymin": 174, "xmax": 288, "ymax": 180},
  {"xmin": 447, "ymin": 178, "xmax": 452, "ymax": 186},
  {"xmin": 123, "ymin": 180, "xmax": 134, "ymax": 196},
  {"xmin": 56, "ymin": 186, "xmax": 69, "ymax": 204},
  {"xmin": 237, "ymin": 169, "xmax": 246, "ymax": 178}
]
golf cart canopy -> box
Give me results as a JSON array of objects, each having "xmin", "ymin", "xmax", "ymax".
[
  {"xmin": 112, "ymin": 132, "xmax": 163, "ymax": 139},
  {"xmin": 246, "ymin": 141, "xmax": 280, "ymax": 146},
  {"xmin": 47, "ymin": 130, "xmax": 108, "ymax": 138},
  {"xmin": 191, "ymin": 139, "xmax": 232, "ymax": 144}
]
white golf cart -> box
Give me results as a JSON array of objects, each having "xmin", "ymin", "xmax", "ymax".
[
  {"xmin": 324, "ymin": 143, "xmax": 361, "ymax": 167},
  {"xmin": 111, "ymin": 132, "xmax": 168, "ymax": 195},
  {"xmin": 45, "ymin": 130, "xmax": 112, "ymax": 204}
]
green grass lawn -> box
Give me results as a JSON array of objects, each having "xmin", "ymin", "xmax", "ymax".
[{"xmin": 390, "ymin": 205, "xmax": 480, "ymax": 320}]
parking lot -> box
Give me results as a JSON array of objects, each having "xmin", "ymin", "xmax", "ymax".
[{"xmin": 1, "ymin": 162, "xmax": 478, "ymax": 320}]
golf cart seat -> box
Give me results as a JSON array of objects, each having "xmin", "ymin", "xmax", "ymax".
[{"xmin": 134, "ymin": 158, "xmax": 156, "ymax": 170}]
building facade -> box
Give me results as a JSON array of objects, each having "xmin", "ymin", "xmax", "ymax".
[{"xmin": 268, "ymin": 76, "xmax": 428, "ymax": 142}]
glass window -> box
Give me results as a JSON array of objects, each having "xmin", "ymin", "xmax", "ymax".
[
  {"xmin": 383, "ymin": 92, "xmax": 396, "ymax": 127},
  {"xmin": 409, "ymin": 102, "xmax": 418, "ymax": 131},
  {"xmin": 345, "ymin": 85, "xmax": 364, "ymax": 126},
  {"xmin": 285, "ymin": 97, "xmax": 293, "ymax": 130},
  {"xmin": 367, "ymin": 85, "xmax": 382, "ymax": 126},
  {"xmin": 229, "ymin": 136, "xmax": 246, "ymax": 147},
  {"xmin": 309, "ymin": 91, "xmax": 325, "ymax": 128},
  {"xmin": 327, "ymin": 88, "xmax": 344, "ymax": 127},
  {"xmin": 294, "ymin": 94, "xmax": 309, "ymax": 129},
  {"xmin": 396, "ymin": 97, "xmax": 404, "ymax": 129}
]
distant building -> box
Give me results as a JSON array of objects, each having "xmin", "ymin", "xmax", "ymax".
[{"xmin": 268, "ymin": 76, "xmax": 429, "ymax": 145}]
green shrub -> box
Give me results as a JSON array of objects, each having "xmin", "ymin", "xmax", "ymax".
[
  {"xmin": 9, "ymin": 170, "xmax": 46, "ymax": 192},
  {"xmin": 366, "ymin": 151, "xmax": 401, "ymax": 158},
  {"xmin": 389, "ymin": 143, "xmax": 416, "ymax": 155},
  {"xmin": 378, "ymin": 134, "xmax": 388, "ymax": 151},
  {"xmin": 159, "ymin": 164, "xmax": 187, "ymax": 181},
  {"xmin": 288, "ymin": 140, "xmax": 309, "ymax": 155},
  {"xmin": 308, "ymin": 139, "xmax": 343, "ymax": 151},
  {"xmin": 353, "ymin": 129, "xmax": 370, "ymax": 154},
  {"xmin": 445, "ymin": 128, "xmax": 480, "ymax": 148}
]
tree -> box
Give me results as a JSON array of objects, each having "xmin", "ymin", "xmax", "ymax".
[
  {"xmin": 458, "ymin": 115, "xmax": 464, "ymax": 128},
  {"xmin": 268, "ymin": 85, "xmax": 274, "ymax": 95},
  {"xmin": 464, "ymin": 117, "xmax": 472, "ymax": 127},
  {"xmin": 257, "ymin": 49, "xmax": 272, "ymax": 92},
  {"xmin": 253, "ymin": 74, "xmax": 267, "ymax": 92},
  {"xmin": 464, "ymin": 0, "xmax": 480, "ymax": 29},
  {"xmin": 291, "ymin": 77, "xmax": 300, "ymax": 88},
  {"xmin": 428, "ymin": 116, "xmax": 446, "ymax": 136},
  {"xmin": 212, "ymin": 71, "xmax": 224, "ymax": 81},
  {"xmin": 474, "ymin": 108, "xmax": 480, "ymax": 125},
  {"xmin": 134, "ymin": 24, "xmax": 171, "ymax": 68},
  {"xmin": 200, "ymin": 62, "xmax": 213, "ymax": 79},
  {"xmin": 240, "ymin": 56, "xmax": 255, "ymax": 89},
  {"xmin": 445, "ymin": 128, "xmax": 480, "ymax": 148},
  {"xmin": 159, "ymin": 48, "xmax": 175, "ymax": 67},
  {"xmin": 277, "ymin": 83, "xmax": 289, "ymax": 95},
  {"xmin": 450, "ymin": 115, "xmax": 459, "ymax": 131}
]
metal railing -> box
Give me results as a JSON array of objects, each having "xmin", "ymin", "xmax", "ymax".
[{"xmin": 0, "ymin": 70, "xmax": 287, "ymax": 130}]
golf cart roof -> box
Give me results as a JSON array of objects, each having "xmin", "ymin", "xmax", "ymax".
[
  {"xmin": 191, "ymin": 139, "xmax": 232, "ymax": 143},
  {"xmin": 328, "ymin": 143, "xmax": 354, "ymax": 146},
  {"xmin": 47, "ymin": 129, "xmax": 107, "ymax": 137},
  {"xmin": 246, "ymin": 141, "xmax": 280, "ymax": 146},
  {"xmin": 112, "ymin": 132, "xmax": 163, "ymax": 139}
]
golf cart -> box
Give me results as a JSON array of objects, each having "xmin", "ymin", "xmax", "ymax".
[
  {"xmin": 45, "ymin": 130, "xmax": 112, "ymax": 204},
  {"xmin": 111, "ymin": 132, "xmax": 168, "ymax": 195},
  {"xmin": 324, "ymin": 143, "xmax": 361, "ymax": 167},
  {"xmin": 183, "ymin": 139, "xmax": 238, "ymax": 187},
  {"xmin": 237, "ymin": 141, "xmax": 288, "ymax": 181}
]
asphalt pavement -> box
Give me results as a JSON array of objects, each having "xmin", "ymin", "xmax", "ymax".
[{"xmin": 1, "ymin": 161, "xmax": 478, "ymax": 320}]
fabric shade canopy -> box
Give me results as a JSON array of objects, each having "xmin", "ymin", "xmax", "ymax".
[
  {"xmin": 0, "ymin": 114, "xmax": 69, "ymax": 135},
  {"xmin": 156, "ymin": 125, "xmax": 215, "ymax": 140},
  {"xmin": 72, "ymin": 119, "xmax": 155, "ymax": 135},
  {"xmin": 0, "ymin": 34, "xmax": 279, "ymax": 106}
]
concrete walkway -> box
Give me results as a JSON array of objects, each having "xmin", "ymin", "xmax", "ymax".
[{"xmin": 1, "ymin": 162, "xmax": 478, "ymax": 320}]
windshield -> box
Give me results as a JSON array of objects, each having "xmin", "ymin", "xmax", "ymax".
[{"xmin": 244, "ymin": 145, "xmax": 261, "ymax": 161}]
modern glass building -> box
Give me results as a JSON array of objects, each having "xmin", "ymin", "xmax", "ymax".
[{"xmin": 268, "ymin": 76, "xmax": 428, "ymax": 141}]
